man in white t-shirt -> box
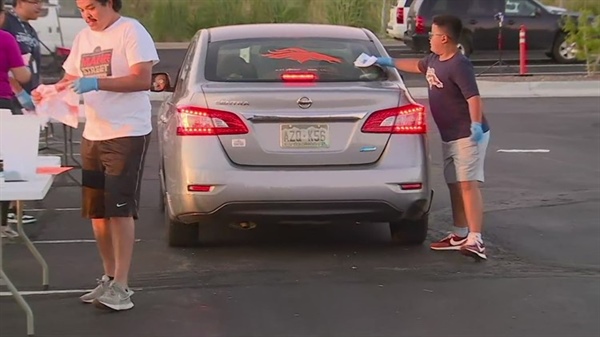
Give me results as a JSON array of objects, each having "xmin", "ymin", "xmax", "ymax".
[{"xmin": 33, "ymin": 0, "xmax": 159, "ymax": 311}]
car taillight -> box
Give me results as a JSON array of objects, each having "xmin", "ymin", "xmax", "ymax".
[
  {"xmin": 281, "ymin": 72, "xmax": 318, "ymax": 82},
  {"xmin": 176, "ymin": 106, "xmax": 248, "ymax": 136},
  {"xmin": 361, "ymin": 104, "xmax": 426, "ymax": 134},
  {"xmin": 415, "ymin": 15, "xmax": 425, "ymax": 34},
  {"xmin": 396, "ymin": 7, "xmax": 404, "ymax": 24}
]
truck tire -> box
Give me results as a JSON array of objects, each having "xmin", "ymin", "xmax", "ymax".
[{"xmin": 389, "ymin": 215, "xmax": 429, "ymax": 245}]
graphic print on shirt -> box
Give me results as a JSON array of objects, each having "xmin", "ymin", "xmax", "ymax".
[
  {"xmin": 80, "ymin": 47, "xmax": 114, "ymax": 77},
  {"xmin": 425, "ymin": 66, "xmax": 444, "ymax": 90}
]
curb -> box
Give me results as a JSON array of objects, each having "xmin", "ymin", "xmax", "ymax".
[{"xmin": 149, "ymin": 80, "xmax": 600, "ymax": 101}]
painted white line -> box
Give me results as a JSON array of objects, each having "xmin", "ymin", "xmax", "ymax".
[
  {"xmin": 0, "ymin": 289, "xmax": 91, "ymax": 296},
  {"xmin": 31, "ymin": 239, "xmax": 142, "ymax": 244},
  {"xmin": 0, "ymin": 287, "xmax": 143, "ymax": 297},
  {"xmin": 25, "ymin": 207, "xmax": 81, "ymax": 212},
  {"xmin": 497, "ymin": 149, "xmax": 550, "ymax": 153}
]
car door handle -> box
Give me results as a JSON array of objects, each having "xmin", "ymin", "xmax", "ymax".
[{"xmin": 469, "ymin": 19, "xmax": 478, "ymax": 24}]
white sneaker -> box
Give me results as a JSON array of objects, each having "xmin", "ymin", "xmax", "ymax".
[
  {"xmin": 80, "ymin": 275, "xmax": 111, "ymax": 303},
  {"xmin": 94, "ymin": 282, "xmax": 135, "ymax": 311},
  {"xmin": 1, "ymin": 226, "xmax": 19, "ymax": 239}
]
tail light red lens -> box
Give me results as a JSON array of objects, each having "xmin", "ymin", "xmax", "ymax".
[
  {"xmin": 188, "ymin": 185, "xmax": 213, "ymax": 192},
  {"xmin": 176, "ymin": 106, "xmax": 248, "ymax": 136},
  {"xmin": 281, "ymin": 72, "xmax": 318, "ymax": 82},
  {"xmin": 396, "ymin": 7, "xmax": 404, "ymax": 24},
  {"xmin": 361, "ymin": 104, "xmax": 426, "ymax": 134},
  {"xmin": 415, "ymin": 15, "xmax": 426, "ymax": 34}
]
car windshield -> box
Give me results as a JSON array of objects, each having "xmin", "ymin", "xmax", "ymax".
[{"xmin": 204, "ymin": 38, "xmax": 387, "ymax": 82}]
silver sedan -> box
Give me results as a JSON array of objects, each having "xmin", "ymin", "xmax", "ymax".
[{"xmin": 152, "ymin": 23, "xmax": 433, "ymax": 247}]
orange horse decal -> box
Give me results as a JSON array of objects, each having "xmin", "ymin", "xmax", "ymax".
[{"xmin": 262, "ymin": 48, "xmax": 342, "ymax": 64}]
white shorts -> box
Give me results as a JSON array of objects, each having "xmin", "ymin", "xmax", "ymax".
[{"xmin": 442, "ymin": 131, "xmax": 490, "ymax": 184}]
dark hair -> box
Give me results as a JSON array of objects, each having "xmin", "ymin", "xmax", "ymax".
[
  {"xmin": 432, "ymin": 14, "xmax": 463, "ymax": 43},
  {"xmin": 97, "ymin": 0, "xmax": 122, "ymax": 12},
  {"xmin": 0, "ymin": 0, "xmax": 4, "ymax": 12}
]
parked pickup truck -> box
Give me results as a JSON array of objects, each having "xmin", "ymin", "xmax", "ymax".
[{"xmin": 403, "ymin": 0, "xmax": 581, "ymax": 63}]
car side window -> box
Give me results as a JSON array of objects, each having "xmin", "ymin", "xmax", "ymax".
[{"xmin": 505, "ymin": 0, "xmax": 538, "ymax": 17}]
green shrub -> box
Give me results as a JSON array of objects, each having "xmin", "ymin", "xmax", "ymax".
[
  {"xmin": 564, "ymin": 10, "xmax": 600, "ymax": 75},
  {"xmin": 543, "ymin": 0, "xmax": 600, "ymax": 15},
  {"xmin": 128, "ymin": 0, "xmax": 390, "ymax": 42}
]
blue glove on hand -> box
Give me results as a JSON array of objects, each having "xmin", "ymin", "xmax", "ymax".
[
  {"xmin": 71, "ymin": 77, "xmax": 99, "ymax": 94},
  {"xmin": 375, "ymin": 57, "xmax": 395, "ymax": 68},
  {"xmin": 470, "ymin": 122, "xmax": 484, "ymax": 143},
  {"xmin": 16, "ymin": 90, "xmax": 35, "ymax": 111}
]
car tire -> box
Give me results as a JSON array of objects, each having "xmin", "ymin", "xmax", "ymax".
[
  {"xmin": 552, "ymin": 33, "xmax": 578, "ymax": 64},
  {"xmin": 158, "ymin": 168, "xmax": 165, "ymax": 213},
  {"xmin": 166, "ymin": 205, "xmax": 199, "ymax": 247},
  {"xmin": 389, "ymin": 215, "xmax": 429, "ymax": 245},
  {"xmin": 458, "ymin": 33, "xmax": 473, "ymax": 58}
]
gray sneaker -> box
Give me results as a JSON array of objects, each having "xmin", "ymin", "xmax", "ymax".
[
  {"xmin": 80, "ymin": 275, "xmax": 111, "ymax": 304},
  {"xmin": 94, "ymin": 282, "xmax": 135, "ymax": 311}
]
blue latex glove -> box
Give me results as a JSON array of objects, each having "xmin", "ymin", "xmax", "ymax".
[
  {"xmin": 374, "ymin": 56, "xmax": 395, "ymax": 68},
  {"xmin": 71, "ymin": 77, "xmax": 99, "ymax": 94},
  {"xmin": 16, "ymin": 90, "xmax": 35, "ymax": 111},
  {"xmin": 470, "ymin": 122, "xmax": 484, "ymax": 143}
]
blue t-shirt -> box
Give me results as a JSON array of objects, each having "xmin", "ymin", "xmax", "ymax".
[
  {"xmin": 417, "ymin": 52, "xmax": 490, "ymax": 142},
  {"xmin": 1, "ymin": 11, "xmax": 41, "ymax": 94}
]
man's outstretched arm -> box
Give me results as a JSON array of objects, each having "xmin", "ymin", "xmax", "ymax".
[{"xmin": 375, "ymin": 57, "xmax": 423, "ymax": 74}]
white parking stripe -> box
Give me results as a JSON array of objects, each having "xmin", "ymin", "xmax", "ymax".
[
  {"xmin": 0, "ymin": 287, "xmax": 143, "ymax": 297},
  {"xmin": 497, "ymin": 149, "xmax": 550, "ymax": 153},
  {"xmin": 30, "ymin": 239, "xmax": 142, "ymax": 244}
]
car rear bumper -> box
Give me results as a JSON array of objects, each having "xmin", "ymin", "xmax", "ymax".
[
  {"xmin": 403, "ymin": 33, "xmax": 429, "ymax": 53},
  {"xmin": 166, "ymin": 166, "xmax": 432, "ymax": 225}
]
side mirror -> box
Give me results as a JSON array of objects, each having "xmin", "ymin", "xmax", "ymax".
[{"xmin": 151, "ymin": 72, "xmax": 174, "ymax": 93}]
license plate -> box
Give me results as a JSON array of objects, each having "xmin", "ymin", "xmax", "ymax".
[{"xmin": 280, "ymin": 124, "xmax": 330, "ymax": 148}]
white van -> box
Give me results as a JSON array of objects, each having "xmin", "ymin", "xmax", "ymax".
[{"xmin": 5, "ymin": 0, "xmax": 87, "ymax": 55}]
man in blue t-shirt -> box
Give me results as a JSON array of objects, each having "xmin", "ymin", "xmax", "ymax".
[
  {"xmin": 374, "ymin": 14, "xmax": 490, "ymax": 260},
  {"xmin": 1, "ymin": 0, "xmax": 42, "ymax": 111}
]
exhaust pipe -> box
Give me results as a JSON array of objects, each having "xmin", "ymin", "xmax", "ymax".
[{"xmin": 229, "ymin": 221, "xmax": 257, "ymax": 230}]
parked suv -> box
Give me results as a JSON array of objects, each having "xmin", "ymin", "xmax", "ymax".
[
  {"xmin": 403, "ymin": 0, "xmax": 579, "ymax": 63},
  {"xmin": 386, "ymin": 0, "xmax": 415, "ymax": 40}
]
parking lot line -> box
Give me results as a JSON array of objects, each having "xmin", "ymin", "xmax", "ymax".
[
  {"xmin": 497, "ymin": 149, "xmax": 550, "ymax": 153},
  {"xmin": 30, "ymin": 239, "xmax": 142, "ymax": 244}
]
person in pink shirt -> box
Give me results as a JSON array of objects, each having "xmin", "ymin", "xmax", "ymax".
[{"xmin": 0, "ymin": 0, "xmax": 32, "ymax": 239}]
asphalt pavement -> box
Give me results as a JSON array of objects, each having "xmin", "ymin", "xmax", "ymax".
[{"xmin": 1, "ymin": 97, "xmax": 599, "ymax": 337}]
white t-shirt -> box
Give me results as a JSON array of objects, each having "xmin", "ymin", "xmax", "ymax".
[{"xmin": 63, "ymin": 17, "xmax": 159, "ymax": 141}]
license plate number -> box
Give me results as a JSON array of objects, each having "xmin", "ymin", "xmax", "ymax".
[{"xmin": 280, "ymin": 124, "xmax": 330, "ymax": 148}]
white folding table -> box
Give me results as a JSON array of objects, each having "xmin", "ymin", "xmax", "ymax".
[{"xmin": 0, "ymin": 155, "xmax": 61, "ymax": 336}]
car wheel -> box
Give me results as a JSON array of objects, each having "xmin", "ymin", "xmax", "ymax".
[
  {"xmin": 389, "ymin": 215, "xmax": 429, "ymax": 245},
  {"xmin": 165, "ymin": 204, "xmax": 199, "ymax": 247},
  {"xmin": 458, "ymin": 33, "xmax": 473, "ymax": 58},
  {"xmin": 552, "ymin": 33, "xmax": 578, "ymax": 64}
]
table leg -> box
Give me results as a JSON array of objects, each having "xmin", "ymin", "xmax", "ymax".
[
  {"xmin": 15, "ymin": 201, "xmax": 49, "ymax": 290},
  {"xmin": 1, "ymin": 205, "xmax": 35, "ymax": 336},
  {"xmin": 61, "ymin": 125, "xmax": 82, "ymax": 186},
  {"xmin": 0, "ymin": 270, "xmax": 35, "ymax": 336}
]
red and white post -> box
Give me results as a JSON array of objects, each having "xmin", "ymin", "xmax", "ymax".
[{"xmin": 519, "ymin": 25, "xmax": 528, "ymax": 76}]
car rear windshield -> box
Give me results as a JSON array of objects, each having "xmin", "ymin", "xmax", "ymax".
[{"xmin": 205, "ymin": 38, "xmax": 387, "ymax": 82}]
